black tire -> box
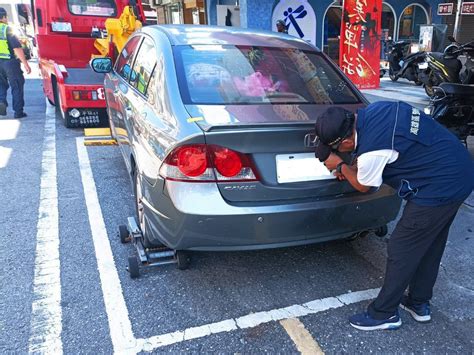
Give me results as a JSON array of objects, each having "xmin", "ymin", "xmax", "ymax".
[
  {"xmin": 176, "ymin": 251, "xmax": 190, "ymax": 270},
  {"xmin": 52, "ymin": 78, "xmax": 72, "ymax": 128},
  {"xmin": 128, "ymin": 256, "xmax": 140, "ymax": 279},
  {"xmin": 118, "ymin": 224, "xmax": 129, "ymax": 244},
  {"xmin": 133, "ymin": 167, "xmax": 162, "ymax": 248},
  {"xmin": 375, "ymin": 225, "xmax": 388, "ymax": 237}
]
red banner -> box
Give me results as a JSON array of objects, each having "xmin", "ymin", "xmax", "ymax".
[{"xmin": 339, "ymin": 0, "xmax": 382, "ymax": 89}]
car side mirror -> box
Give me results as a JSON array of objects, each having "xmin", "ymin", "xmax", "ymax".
[{"xmin": 90, "ymin": 57, "xmax": 113, "ymax": 73}]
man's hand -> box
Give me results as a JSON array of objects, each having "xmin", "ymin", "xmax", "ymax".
[
  {"xmin": 23, "ymin": 62, "xmax": 31, "ymax": 74},
  {"xmin": 323, "ymin": 152, "xmax": 343, "ymax": 171},
  {"xmin": 13, "ymin": 48, "xmax": 31, "ymax": 74}
]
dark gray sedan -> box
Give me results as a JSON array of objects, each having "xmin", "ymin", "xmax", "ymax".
[{"xmin": 92, "ymin": 25, "xmax": 401, "ymax": 251}]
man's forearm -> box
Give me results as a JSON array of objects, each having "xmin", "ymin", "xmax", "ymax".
[
  {"xmin": 341, "ymin": 164, "xmax": 371, "ymax": 193},
  {"xmin": 13, "ymin": 47, "xmax": 28, "ymax": 66}
]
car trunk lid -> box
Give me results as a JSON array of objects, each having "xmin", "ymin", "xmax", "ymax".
[{"xmin": 186, "ymin": 104, "xmax": 363, "ymax": 203}]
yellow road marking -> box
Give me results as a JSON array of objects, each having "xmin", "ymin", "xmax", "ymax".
[
  {"xmin": 280, "ymin": 318, "xmax": 324, "ymax": 355},
  {"xmin": 84, "ymin": 128, "xmax": 112, "ymax": 137},
  {"xmin": 84, "ymin": 138, "xmax": 117, "ymax": 146}
]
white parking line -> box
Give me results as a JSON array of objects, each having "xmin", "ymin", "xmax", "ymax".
[
  {"xmin": 76, "ymin": 137, "xmax": 136, "ymax": 353},
  {"xmin": 76, "ymin": 137, "xmax": 380, "ymax": 353},
  {"xmin": 280, "ymin": 318, "xmax": 324, "ymax": 355},
  {"xmin": 138, "ymin": 288, "xmax": 380, "ymax": 352},
  {"xmin": 29, "ymin": 107, "xmax": 62, "ymax": 353}
]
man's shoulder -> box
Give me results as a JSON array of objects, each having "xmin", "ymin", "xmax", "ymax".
[{"xmin": 5, "ymin": 27, "xmax": 21, "ymax": 48}]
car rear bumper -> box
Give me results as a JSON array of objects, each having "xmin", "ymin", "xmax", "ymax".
[{"xmin": 143, "ymin": 181, "xmax": 401, "ymax": 251}]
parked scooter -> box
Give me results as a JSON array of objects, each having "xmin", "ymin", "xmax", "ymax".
[
  {"xmin": 387, "ymin": 40, "xmax": 425, "ymax": 85},
  {"xmin": 420, "ymin": 36, "xmax": 474, "ymax": 97},
  {"xmin": 426, "ymin": 82, "xmax": 474, "ymax": 142}
]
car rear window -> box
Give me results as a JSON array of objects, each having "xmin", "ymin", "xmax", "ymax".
[
  {"xmin": 174, "ymin": 45, "xmax": 361, "ymax": 106},
  {"xmin": 68, "ymin": 0, "xmax": 117, "ymax": 17}
]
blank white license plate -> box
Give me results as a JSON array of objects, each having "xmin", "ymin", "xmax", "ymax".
[{"xmin": 276, "ymin": 153, "xmax": 335, "ymax": 183}]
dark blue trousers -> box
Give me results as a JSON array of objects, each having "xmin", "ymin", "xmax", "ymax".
[
  {"xmin": 367, "ymin": 200, "xmax": 462, "ymax": 319},
  {"xmin": 0, "ymin": 59, "xmax": 25, "ymax": 114}
]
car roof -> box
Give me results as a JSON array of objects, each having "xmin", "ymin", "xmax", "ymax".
[{"xmin": 141, "ymin": 25, "xmax": 317, "ymax": 51}]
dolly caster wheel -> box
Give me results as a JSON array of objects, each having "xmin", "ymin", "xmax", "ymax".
[
  {"xmin": 375, "ymin": 225, "xmax": 388, "ymax": 237},
  {"xmin": 128, "ymin": 256, "xmax": 140, "ymax": 279},
  {"xmin": 118, "ymin": 225, "xmax": 130, "ymax": 244},
  {"xmin": 176, "ymin": 251, "xmax": 190, "ymax": 270}
]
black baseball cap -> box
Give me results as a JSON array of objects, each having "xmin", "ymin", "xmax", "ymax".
[
  {"xmin": 314, "ymin": 107, "xmax": 355, "ymax": 162},
  {"xmin": 0, "ymin": 8, "xmax": 7, "ymax": 18}
]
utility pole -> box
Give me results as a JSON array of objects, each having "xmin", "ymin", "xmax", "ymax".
[{"xmin": 453, "ymin": 0, "xmax": 462, "ymax": 40}]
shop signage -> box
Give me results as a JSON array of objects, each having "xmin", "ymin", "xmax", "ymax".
[
  {"xmin": 461, "ymin": 2, "xmax": 474, "ymax": 14},
  {"xmin": 272, "ymin": 0, "xmax": 317, "ymax": 45},
  {"xmin": 437, "ymin": 3, "xmax": 454, "ymax": 15},
  {"xmin": 339, "ymin": 0, "xmax": 382, "ymax": 89}
]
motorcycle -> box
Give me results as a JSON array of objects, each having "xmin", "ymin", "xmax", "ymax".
[
  {"xmin": 426, "ymin": 82, "xmax": 474, "ymax": 142},
  {"xmin": 419, "ymin": 36, "xmax": 474, "ymax": 97},
  {"xmin": 386, "ymin": 40, "xmax": 425, "ymax": 85}
]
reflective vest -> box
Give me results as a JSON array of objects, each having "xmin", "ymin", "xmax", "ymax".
[{"xmin": 0, "ymin": 23, "xmax": 11, "ymax": 59}]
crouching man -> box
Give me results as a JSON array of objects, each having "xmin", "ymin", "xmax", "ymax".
[{"xmin": 314, "ymin": 101, "xmax": 474, "ymax": 330}]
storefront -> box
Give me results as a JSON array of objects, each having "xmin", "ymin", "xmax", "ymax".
[
  {"xmin": 147, "ymin": 0, "xmax": 207, "ymax": 25},
  {"xmin": 206, "ymin": 0, "xmax": 441, "ymax": 51},
  {"xmin": 438, "ymin": 1, "xmax": 474, "ymax": 43}
]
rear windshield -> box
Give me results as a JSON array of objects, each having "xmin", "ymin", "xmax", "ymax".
[
  {"xmin": 174, "ymin": 45, "xmax": 360, "ymax": 105},
  {"xmin": 68, "ymin": 0, "xmax": 117, "ymax": 17}
]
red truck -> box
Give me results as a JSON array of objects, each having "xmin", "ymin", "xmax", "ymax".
[{"xmin": 32, "ymin": 0, "xmax": 144, "ymax": 128}]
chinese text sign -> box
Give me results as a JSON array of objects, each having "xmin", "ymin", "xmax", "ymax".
[{"xmin": 339, "ymin": 0, "xmax": 382, "ymax": 89}]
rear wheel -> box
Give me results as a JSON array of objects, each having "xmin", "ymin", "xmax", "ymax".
[
  {"xmin": 52, "ymin": 78, "xmax": 72, "ymax": 128},
  {"xmin": 133, "ymin": 167, "xmax": 163, "ymax": 248}
]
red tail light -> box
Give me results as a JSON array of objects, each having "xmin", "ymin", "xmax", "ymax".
[
  {"xmin": 160, "ymin": 144, "xmax": 258, "ymax": 182},
  {"xmin": 213, "ymin": 147, "xmax": 242, "ymax": 177},
  {"xmin": 176, "ymin": 146, "xmax": 207, "ymax": 177},
  {"xmin": 72, "ymin": 90, "xmax": 99, "ymax": 101}
]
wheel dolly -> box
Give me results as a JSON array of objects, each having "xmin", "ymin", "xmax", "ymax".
[{"xmin": 118, "ymin": 217, "xmax": 190, "ymax": 279}]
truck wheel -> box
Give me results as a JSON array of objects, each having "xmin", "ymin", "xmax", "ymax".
[
  {"xmin": 52, "ymin": 79, "xmax": 73, "ymax": 128},
  {"xmin": 128, "ymin": 256, "xmax": 140, "ymax": 279}
]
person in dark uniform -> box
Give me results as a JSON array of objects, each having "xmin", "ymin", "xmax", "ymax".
[
  {"xmin": 0, "ymin": 7, "xmax": 31, "ymax": 118},
  {"xmin": 314, "ymin": 101, "xmax": 474, "ymax": 330},
  {"xmin": 276, "ymin": 19, "xmax": 288, "ymax": 34}
]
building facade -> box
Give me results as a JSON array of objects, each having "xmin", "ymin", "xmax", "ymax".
[{"xmin": 207, "ymin": 0, "xmax": 449, "ymax": 61}]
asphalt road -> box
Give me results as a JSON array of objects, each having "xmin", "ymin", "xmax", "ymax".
[{"xmin": 0, "ymin": 67, "xmax": 473, "ymax": 354}]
